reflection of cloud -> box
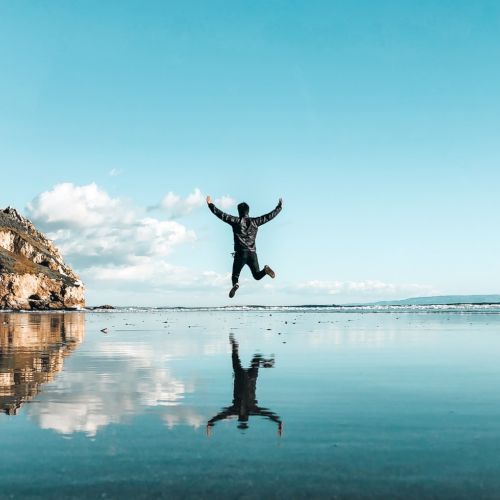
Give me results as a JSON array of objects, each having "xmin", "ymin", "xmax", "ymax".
[
  {"xmin": 2, "ymin": 312, "xmax": 232, "ymax": 437},
  {"xmin": 308, "ymin": 327, "xmax": 398, "ymax": 348},
  {"xmin": 162, "ymin": 407, "xmax": 205, "ymax": 430},
  {"xmin": 28, "ymin": 341, "xmax": 191, "ymax": 437},
  {"xmin": 36, "ymin": 400, "xmax": 114, "ymax": 436}
]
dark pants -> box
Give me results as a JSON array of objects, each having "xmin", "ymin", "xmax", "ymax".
[{"xmin": 232, "ymin": 250, "xmax": 266, "ymax": 286}]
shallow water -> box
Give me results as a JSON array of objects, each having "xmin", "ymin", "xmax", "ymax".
[{"xmin": 1, "ymin": 310, "xmax": 500, "ymax": 498}]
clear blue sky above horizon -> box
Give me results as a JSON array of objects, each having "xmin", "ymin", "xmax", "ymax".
[{"xmin": 1, "ymin": 0, "xmax": 500, "ymax": 306}]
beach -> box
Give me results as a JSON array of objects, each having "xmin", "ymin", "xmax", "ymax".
[{"xmin": 1, "ymin": 308, "xmax": 500, "ymax": 498}]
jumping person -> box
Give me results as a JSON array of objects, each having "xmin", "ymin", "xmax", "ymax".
[{"xmin": 206, "ymin": 196, "xmax": 282, "ymax": 298}]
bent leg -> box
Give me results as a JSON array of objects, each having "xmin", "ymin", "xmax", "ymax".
[
  {"xmin": 247, "ymin": 252, "xmax": 267, "ymax": 280},
  {"xmin": 232, "ymin": 252, "xmax": 245, "ymax": 286}
]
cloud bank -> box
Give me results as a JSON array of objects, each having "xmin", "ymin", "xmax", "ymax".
[
  {"xmin": 26, "ymin": 183, "xmax": 228, "ymax": 292},
  {"xmin": 297, "ymin": 279, "xmax": 437, "ymax": 298}
]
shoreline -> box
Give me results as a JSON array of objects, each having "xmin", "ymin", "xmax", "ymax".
[{"xmin": 3, "ymin": 303, "xmax": 500, "ymax": 314}]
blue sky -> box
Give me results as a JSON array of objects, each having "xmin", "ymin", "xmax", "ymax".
[{"xmin": 1, "ymin": 1, "xmax": 500, "ymax": 306}]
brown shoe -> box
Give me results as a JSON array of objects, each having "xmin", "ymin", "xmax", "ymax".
[
  {"xmin": 229, "ymin": 283, "xmax": 239, "ymax": 298},
  {"xmin": 264, "ymin": 265, "xmax": 275, "ymax": 279}
]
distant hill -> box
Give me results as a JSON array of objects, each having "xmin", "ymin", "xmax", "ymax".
[{"xmin": 368, "ymin": 295, "xmax": 500, "ymax": 306}]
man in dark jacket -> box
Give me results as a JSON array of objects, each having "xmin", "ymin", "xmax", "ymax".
[{"xmin": 206, "ymin": 196, "xmax": 282, "ymax": 298}]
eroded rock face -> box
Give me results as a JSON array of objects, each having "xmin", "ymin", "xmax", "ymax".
[{"xmin": 0, "ymin": 207, "xmax": 85, "ymax": 310}]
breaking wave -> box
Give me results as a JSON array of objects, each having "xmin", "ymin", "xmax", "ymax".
[{"xmin": 83, "ymin": 303, "xmax": 500, "ymax": 314}]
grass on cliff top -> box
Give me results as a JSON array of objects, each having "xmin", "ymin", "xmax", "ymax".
[
  {"xmin": 0, "ymin": 248, "xmax": 77, "ymax": 286},
  {"xmin": 0, "ymin": 210, "xmax": 78, "ymax": 282},
  {"xmin": 0, "ymin": 225, "xmax": 61, "ymax": 267}
]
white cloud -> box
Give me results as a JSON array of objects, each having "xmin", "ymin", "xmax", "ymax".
[
  {"xmin": 199, "ymin": 270, "xmax": 232, "ymax": 288},
  {"xmin": 87, "ymin": 258, "xmax": 190, "ymax": 284},
  {"xmin": 154, "ymin": 189, "xmax": 236, "ymax": 217},
  {"xmin": 27, "ymin": 182, "xmax": 134, "ymax": 229},
  {"xmin": 157, "ymin": 188, "xmax": 205, "ymax": 217},
  {"xmin": 87, "ymin": 260, "xmax": 230, "ymax": 293},
  {"xmin": 297, "ymin": 279, "xmax": 437, "ymax": 297},
  {"xmin": 24, "ymin": 183, "xmax": 224, "ymax": 289},
  {"xmin": 109, "ymin": 168, "xmax": 121, "ymax": 177},
  {"xmin": 214, "ymin": 195, "xmax": 236, "ymax": 209}
]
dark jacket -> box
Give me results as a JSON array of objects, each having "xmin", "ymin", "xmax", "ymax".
[{"xmin": 208, "ymin": 201, "xmax": 282, "ymax": 252}]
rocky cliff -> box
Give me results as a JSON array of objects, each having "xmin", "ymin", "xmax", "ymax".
[{"xmin": 0, "ymin": 207, "xmax": 85, "ymax": 310}]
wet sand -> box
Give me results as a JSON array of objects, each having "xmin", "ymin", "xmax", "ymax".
[{"xmin": 1, "ymin": 310, "xmax": 500, "ymax": 498}]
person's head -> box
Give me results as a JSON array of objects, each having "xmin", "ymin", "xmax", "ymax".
[{"xmin": 238, "ymin": 202, "xmax": 249, "ymax": 217}]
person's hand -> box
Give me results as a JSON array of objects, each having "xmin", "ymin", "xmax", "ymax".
[
  {"xmin": 278, "ymin": 198, "xmax": 283, "ymax": 206},
  {"xmin": 206, "ymin": 196, "xmax": 212, "ymax": 205},
  {"xmin": 206, "ymin": 424, "xmax": 213, "ymax": 437},
  {"xmin": 278, "ymin": 422, "xmax": 283, "ymax": 437}
]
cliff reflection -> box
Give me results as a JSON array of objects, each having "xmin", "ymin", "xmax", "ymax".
[
  {"xmin": 0, "ymin": 313, "xmax": 84, "ymax": 415},
  {"xmin": 207, "ymin": 334, "xmax": 282, "ymax": 435}
]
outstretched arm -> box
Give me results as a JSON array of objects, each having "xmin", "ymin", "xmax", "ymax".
[
  {"xmin": 252, "ymin": 198, "xmax": 283, "ymax": 226},
  {"xmin": 253, "ymin": 406, "xmax": 283, "ymax": 436},
  {"xmin": 206, "ymin": 196, "xmax": 238, "ymax": 225},
  {"xmin": 206, "ymin": 406, "xmax": 236, "ymax": 436},
  {"xmin": 207, "ymin": 406, "xmax": 235, "ymax": 426}
]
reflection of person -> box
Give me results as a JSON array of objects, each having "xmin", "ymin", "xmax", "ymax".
[
  {"xmin": 206, "ymin": 196, "xmax": 282, "ymax": 298},
  {"xmin": 206, "ymin": 335, "xmax": 283, "ymax": 436}
]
